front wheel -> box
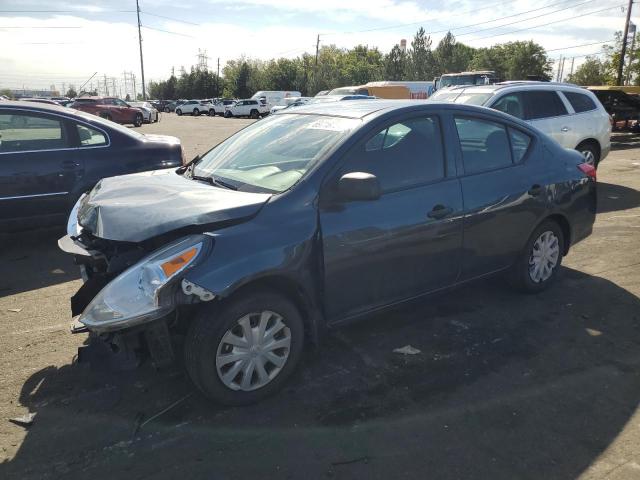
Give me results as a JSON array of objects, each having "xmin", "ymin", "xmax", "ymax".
[
  {"xmin": 224, "ymin": 110, "xmax": 232, "ymax": 118},
  {"xmin": 164, "ymin": 107, "xmax": 170, "ymax": 113},
  {"xmin": 176, "ymin": 109, "xmax": 182, "ymax": 116},
  {"xmin": 249, "ymin": 109, "xmax": 259, "ymax": 119},
  {"xmin": 193, "ymin": 108, "xmax": 200, "ymax": 116},
  {"xmin": 508, "ymin": 220, "xmax": 564, "ymax": 293},
  {"xmin": 133, "ymin": 113, "xmax": 143, "ymax": 127},
  {"xmin": 184, "ymin": 291, "xmax": 305, "ymax": 405}
]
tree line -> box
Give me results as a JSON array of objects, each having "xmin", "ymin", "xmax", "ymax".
[{"xmin": 148, "ymin": 29, "xmax": 554, "ymax": 100}]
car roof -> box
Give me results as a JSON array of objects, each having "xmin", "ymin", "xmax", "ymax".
[
  {"xmin": 278, "ymin": 99, "xmax": 515, "ymax": 120},
  {"xmin": 441, "ymin": 81, "xmax": 587, "ymax": 94},
  {"xmin": 1, "ymin": 100, "xmax": 75, "ymax": 112}
]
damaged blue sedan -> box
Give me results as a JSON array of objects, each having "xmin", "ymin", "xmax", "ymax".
[{"xmin": 59, "ymin": 100, "xmax": 597, "ymax": 405}]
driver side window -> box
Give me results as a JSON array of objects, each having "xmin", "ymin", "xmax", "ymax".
[{"xmin": 341, "ymin": 116, "xmax": 445, "ymax": 192}]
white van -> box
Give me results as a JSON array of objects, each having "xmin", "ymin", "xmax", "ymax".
[{"xmin": 251, "ymin": 91, "xmax": 302, "ymax": 109}]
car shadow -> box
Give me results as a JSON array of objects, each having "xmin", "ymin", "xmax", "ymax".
[
  {"xmin": 611, "ymin": 131, "xmax": 640, "ymax": 151},
  {"xmin": 3, "ymin": 267, "xmax": 640, "ymax": 479},
  {"xmin": 597, "ymin": 182, "xmax": 640, "ymax": 213},
  {"xmin": 0, "ymin": 227, "xmax": 80, "ymax": 298}
]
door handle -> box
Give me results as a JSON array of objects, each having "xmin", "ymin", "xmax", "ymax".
[
  {"xmin": 427, "ymin": 204, "xmax": 453, "ymax": 219},
  {"xmin": 528, "ymin": 184, "xmax": 543, "ymax": 196},
  {"xmin": 561, "ymin": 126, "xmax": 570, "ymax": 132}
]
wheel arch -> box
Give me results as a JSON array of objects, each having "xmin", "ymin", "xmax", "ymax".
[
  {"xmin": 542, "ymin": 213, "xmax": 572, "ymax": 255},
  {"xmin": 213, "ymin": 274, "xmax": 324, "ymax": 345},
  {"xmin": 575, "ymin": 138, "xmax": 601, "ymax": 157}
]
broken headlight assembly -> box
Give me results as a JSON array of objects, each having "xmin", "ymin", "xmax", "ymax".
[{"xmin": 79, "ymin": 234, "xmax": 211, "ymax": 332}]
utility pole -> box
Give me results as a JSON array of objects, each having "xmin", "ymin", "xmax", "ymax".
[
  {"xmin": 132, "ymin": 74, "xmax": 137, "ymax": 100},
  {"xmin": 555, "ymin": 55, "xmax": 562, "ymax": 82},
  {"xmin": 216, "ymin": 57, "xmax": 220, "ymax": 97},
  {"xmin": 626, "ymin": 22, "xmax": 637, "ymax": 85},
  {"xmin": 559, "ymin": 57, "xmax": 566, "ymax": 82},
  {"xmin": 569, "ymin": 57, "xmax": 575, "ymax": 79},
  {"xmin": 314, "ymin": 34, "xmax": 320, "ymax": 92},
  {"xmin": 136, "ymin": 0, "xmax": 146, "ymax": 99},
  {"xmin": 618, "ymin": 0, "xmax": 634, "ymax": 85},
  {"xmin": 104, "ymin": 74, "xmax": 109, "ymax": 95}
]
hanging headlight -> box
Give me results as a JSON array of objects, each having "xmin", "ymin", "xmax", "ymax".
[{"xmin": 79, "ymin": 235, "xmax": 210, "ymax": 332}]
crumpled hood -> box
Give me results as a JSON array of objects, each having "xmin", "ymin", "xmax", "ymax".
[{"xmin": 78, "ymin": 169, "xmax": 271, "ymax": 242}]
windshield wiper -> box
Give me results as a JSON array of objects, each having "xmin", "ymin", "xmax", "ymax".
[{"xmin": 191, "ymin": 175, "xmax": 238, "ymax": 191}]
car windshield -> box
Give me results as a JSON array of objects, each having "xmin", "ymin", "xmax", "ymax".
[{"xmin": 193, "ymin": 113, "xmax": 360, "ymax": 193}]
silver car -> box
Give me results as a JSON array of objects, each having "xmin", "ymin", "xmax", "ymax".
[
  {"xmin": 130, "ymin": 101, "xmax": 159, "ymax": 123},
  {"xmin": 430, "ymin": 81, "xmax": 611, "ymax": 166}
]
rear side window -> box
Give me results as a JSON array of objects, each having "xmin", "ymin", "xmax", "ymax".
[
  {"xmin": 509, "ymin": 128, "xmax": 531, "ymax": 163},
  {"xmin": 563, "ymin": 91, "xmax": 597, "ymax": 113},
  {"xmin": 454, "ymin": 117, "xmax": 512, "ymax": 174},
  {"xmin": 523, "ymin": 91, "xmax": 568, "ymax": 119},
  {"xmin": 345, "ymin": 116, "xmax": 445, "ymax": 191},
  {"xmin": 491, "ymin": 93, "xmax": 525, "ymax": 119},
  {"xmin": 0, "ymin": 113, "xmax": 69, "ymax": 153},
  {"xmin": 76, "ymin": 124, "xmax": 107, "ymax": 147}
]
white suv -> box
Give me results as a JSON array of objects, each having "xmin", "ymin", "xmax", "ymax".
[
  {"xmin": 224, "ymin": 99, "xmax": 269, "ymax": 119},
  {"xmin": 431, "ymin": 82, "xmax": 611, "ymax": 166},
  {"xmin": 175, "ymin": 100, "xmax": 208, "ymax": 116}
]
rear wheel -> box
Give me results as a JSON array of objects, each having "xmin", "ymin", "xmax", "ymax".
[
  {"xmin": 576, "ymin": 141, "xmax": 600, "ymax": 167},
  {"xmin": 209, "ymin": 109, "xmax": 216, "ymax": 116},
  {"xmin": 508, "ymin": 220, "xmax": 564, "ymax": 293},
  {"xmin": 224, "ymin": 110, "xmax": 232, "ymax": 118},
  {"xmin": 250, "ymin": 109, "xmax": 259, "ymax": 119},
  {"xmin": 193, "ymin": 108, "xmax": 200, "ymax": 116},
  {"xmin": 184, "ymin": 291, "xmax": 304, "ymax": 405},
  {"xmin": 176, "ymin": 109, "xmax": 182, "ymax": 116},
  {"xmin": 99, "ymin": 112, "xmax": 112, "ymax": 122},
  {"xmin": 164, "ymin": 107, "xmax": 170, "ymax": 113}
]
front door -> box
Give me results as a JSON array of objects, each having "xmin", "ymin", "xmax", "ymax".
[
  {"xmin": 320, "ymin": 114, "xmax": 464, "ymax": 321},
  {"xmin": 0, "ymin": 110, "xmax": 82, "ymax": 226}
]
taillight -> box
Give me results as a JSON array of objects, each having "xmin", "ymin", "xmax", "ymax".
[{"xmin": 578, "ymin": 163, "xmax": 596, "ymax": 180}]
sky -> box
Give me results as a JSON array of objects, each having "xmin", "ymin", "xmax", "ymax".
[{"xmin": 0, "ymin": 0, "xmax": 630, "ymax": 95}]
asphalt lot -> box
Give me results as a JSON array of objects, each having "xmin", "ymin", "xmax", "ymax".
[{"xmin": 1, "ymin": 113, "xmax": 640, "ymax": 479}]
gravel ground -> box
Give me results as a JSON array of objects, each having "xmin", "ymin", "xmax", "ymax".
[{"xmin": 1, "ymin": 114, "xmax": 639, "ymax": 479}]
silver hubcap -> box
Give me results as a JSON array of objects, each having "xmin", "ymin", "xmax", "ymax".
[
  {"xmin": 216, "ymin": 311, "xmax": 291, "ymax": 391},
  {"xmin": 581, "ymin": 149, "xmax": 595, "ymax": 166},
  {"xmin": 529, "ymin": 231, "xmax": 560, "ymax": 283}
]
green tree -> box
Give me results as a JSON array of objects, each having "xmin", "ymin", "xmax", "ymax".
[
  {"xmin": 65, "ymin": 87, "xmax": 77, "ymax": 98},
  {"xmin": 407, "ymin": 27, "xmax": 437, "ymax": 80},
  {"xmin": 1, "ymin": 88, "xmax": 14, "ymax": 99},
  {"xmin": 385, "ymin": 44, "xmax": 408, "ymax": 80},
  {"xmin": 468, "ymin": 41, "xmax": 551, "ymax": 80},
  {"xmin": 567, "ymin": 56, "xmax": 609, "ymax": 85}
]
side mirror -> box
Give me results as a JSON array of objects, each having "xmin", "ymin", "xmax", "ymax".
[{"xmin": 337, "ymin": 172, "xmax": 381, "ymax": 202}]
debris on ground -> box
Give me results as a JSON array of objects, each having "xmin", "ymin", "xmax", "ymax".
[
  {"xmin": 9, "ymin": 412, "xmax": 36, "ymax": 427},
  {"xmin": 393, "ymin": 345, "xmax": 421, "ymax": 355},
  {"xmin": 331, "ymin": 455, "xmax": 370, "ymax": 466},
  {"xmin": 7, "ymin": 308, "xmax": 22, "ymax": 313},
  {"xmin": 586, "ymin": 328, "xmax": 603, "ymax": 337}
]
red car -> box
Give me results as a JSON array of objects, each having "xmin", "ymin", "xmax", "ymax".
[{"xmin": 71, "ymin": 96, "xmax": 144, "ymax": 127}]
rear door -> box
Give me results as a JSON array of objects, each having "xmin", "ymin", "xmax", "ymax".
[
  {"xmin": 0, "ymin": 109, "xmax": 83, "ymax": 226},
  {"xmin": 521, "ymin": 90, "xmax": 571, "ymax": 146},
  {"xmin": 320, "ymin": 113, "xmax": 464, "ymax": 321},
  {"xmin": 452, "ymin": 113, "xmax": 548, "ymax": 279}
]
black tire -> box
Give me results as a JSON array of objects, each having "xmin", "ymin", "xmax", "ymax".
[
  {"xmin": 164, "ymin": 107, "xmax": 170, "ymax": 113},
  {"xmin": 184, "ymin": 290, "xmax": 305, "ymax": 405},
  {"xmin": 250, "ymin": 109, "xmax": 259, "ymax": 119},
  {"xmin": 193, "ymin": 108, "xmax": 200, "ymax": 116},
  {"xmin": 154, "ymin": 113, "xmax": 159, "ymax": 123},
  {"xmin": 176, "ymin": 109, "xmax": 182, "ymax": 116},
  {"xmin": 576, "ymin": 141, "xmax": 600, "ymax": 168},
  {"xmin": 133, "ymin": 113, "xmax": 143, "ymax": 127},
  {"xmin": 224, "ymin": 110, "xmax": 232, "ymax": 118},
  {"xmin": 209, "ymin": 109, "xmax": 215, "ymax": 116},
  {"xmin": 508, "ymin": 220, "xmax": 564, "ymax": 293},
  {"xmin": 99, "ymin": 112, "xmax": 112, "ymax": 122}
]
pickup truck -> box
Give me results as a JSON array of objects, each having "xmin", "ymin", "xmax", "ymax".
[
  {"xmin": 224, "ymin": 99, "xmax": 269, "ymax": 118},
  {"xmin": 71, "ymin": 97, "xmax": 144, "ymax": 127}
]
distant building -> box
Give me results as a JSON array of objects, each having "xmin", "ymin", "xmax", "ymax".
[
  {"xmin": 400, "ymin": 39, "xmax": 407, "ymax": 52},
  {"xmin": 10, "ymin": 89, "xmax": 60, "ymax": 99}
]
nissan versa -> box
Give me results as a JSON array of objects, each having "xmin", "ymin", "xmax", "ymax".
[{"xmin": 59, "ymin": 101, "xmax": 597, "ymax": 405}]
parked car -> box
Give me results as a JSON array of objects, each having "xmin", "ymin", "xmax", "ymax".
[
  {"xmin": 71, "ymin": 96, "xmax": 144, "ymax": 127},
  {"xmin": 210, "ymin": 99, "xmax": 235, "ymax": 116},
  {"xmin": 269, "ymin": 96, "xmax": 311, "ymax": 114},
  {"xmin": 0, "ymin": 101, "xmax": 183, "ymax": 232},
  {"xmin": 176, "ymin": 100, "xmax": 209, "ymax": 116},
  {"xmin": 429, "ymin": 82, "xmax": 611, "ymax": 166},
  {"xmin": 59, "ymin": 100, "xmax": 596, "ymax": 405},
  {"xmin": 163, "ymin": 101, "xmax": 181, "ymax": 113},
  {"xmin": 224, "ymin": 99, "xmax": 269, "ymax": 118},
  {"xmin": 251, "ymin": 90, "xmax": 301, "ymax": 109},
  {"xmin": 129, "ymin": 101, "xmax": 159, "ymax": 123}
]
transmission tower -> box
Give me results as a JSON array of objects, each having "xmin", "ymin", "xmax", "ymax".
[{"xmin": 196, "ymin": 49, "xmax": 210, "ymax": 71}]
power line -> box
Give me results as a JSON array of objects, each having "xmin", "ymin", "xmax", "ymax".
[
  {"xmin": 455, "ymin": 0, "xmax": 601, "ymax": 38},
  {"xmin": 546, "ymin": 40, "xmax": 615, "ymax": 52},
  {"xmin": 321, "ymin": 0, "xmax": 607, "ymax": 37},
  {"xmin": 0, "ymin": 10, "xmax": 134, "ymax": 13},
  {"xmin": 142, "ymin": 24, "xmax": 195, "ymax": 38},
  {"xmin": 468, "ymin": 4, "xmax": 625, "ymax": 42},
  {"xmin": 0, "ymin": 25, "xmax": 82, "ymax": 28},
  {"xmin": 140, "ymin": 11, "xmax": 199, "ymax": 26}
]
